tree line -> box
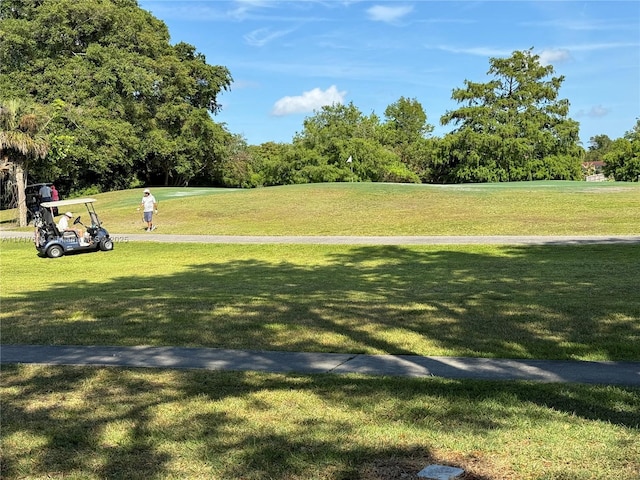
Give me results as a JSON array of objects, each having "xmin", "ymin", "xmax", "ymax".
[{"xmin": 2, "ymin": 0, "xmax": 639, "ymax": 224}]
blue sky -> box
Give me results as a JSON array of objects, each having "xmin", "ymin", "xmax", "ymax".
[{"xmin": 138, "ymin": 0, "xmax": 640, "ymax": 147}]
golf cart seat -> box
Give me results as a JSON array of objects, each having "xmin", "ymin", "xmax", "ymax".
[{"xmin": 39, "ymin": 206, "xmax": 61, "ymax": 237}]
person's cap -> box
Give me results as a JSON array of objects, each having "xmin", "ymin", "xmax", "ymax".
[
  {"xmin": 65, "ymin": 212, "xmax": 73, "ymax": 218},
  {"xmin": 143, "ymin": 188, "xmax": 150, "ymax": 193}
]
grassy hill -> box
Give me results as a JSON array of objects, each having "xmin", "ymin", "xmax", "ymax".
[{"xmin": 5, "ymin": 181, "xmax": 637, "ymax": 235}]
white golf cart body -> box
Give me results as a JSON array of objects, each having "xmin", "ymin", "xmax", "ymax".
[{"xmin": 34, "ymin": 198, "xmax": 113, "ymax": 258}]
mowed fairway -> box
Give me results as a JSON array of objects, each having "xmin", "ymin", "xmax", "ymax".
[
  {"xmin": 1, "ymin": 181, "xmax": 639, "ymax": 480},
  {"xmin": 55, "ymin": 181, "xmax": 640, "ymax": 236}
]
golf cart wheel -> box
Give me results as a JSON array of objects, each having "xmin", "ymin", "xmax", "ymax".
[
  {"xmin": 47, "ymin": 245, "xmax": 64, "ymax": 258},
  {"xmin": 99, "ymin": 237, "xmax": 114, "ymax": 251}
]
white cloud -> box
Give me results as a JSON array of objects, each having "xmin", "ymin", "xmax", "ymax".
[
  {"xmin": 272, "ymin": 85, "xmax": 347, "ymax": 116},
  {"xmin": 432, "ymin": 45, "xmax": 511, "ymax": 57},
  {"xmin": 588, "ymin": 105, "xmax": 609, "ymax": 117},
  {"xmin": 234, "ymin": 0, "xmax": 272, "ymax": 6},
  {"xmin": 538, "ymin": 48, "xmax": 571, "ymax": 66},
  {"xmin": 576, "ymin": 105, "xmax": 610, "ymax": 118},
  {"xmin": 366, "ymin": 5, "xmax": 413, "ymax": 23},
  {"xmin": 244, "ymin": 27, "xmax": 295, "ymax": 47},
  {"xmin": 230, "ymin": 0, "xmax": 273, "ymax": 19},
  {"xmin": 561, "ymin": 42, "xmax": 639, "ymax": 52},
  {"xmin": 522, "ymin": 19, "xmax": 632, "ymax": 31}
]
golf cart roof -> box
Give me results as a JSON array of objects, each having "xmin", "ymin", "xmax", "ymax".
[{"xmin": 41, "ymin": 198, "xmax": 97, "ymax": 208}]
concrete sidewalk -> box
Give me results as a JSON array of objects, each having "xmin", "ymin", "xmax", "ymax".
[
  {"xmin": 2, "ymin": 345, "xmax": 639, "ymax": 386},
  {"xmin": 3, "ymin": 230, "xmax": 640, "ymax": 245}
]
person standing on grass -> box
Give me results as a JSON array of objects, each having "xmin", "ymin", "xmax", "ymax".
[
  {"xmin": 50, "ymin": 184, "xmax": 60, "ymax": 215},
  {"xmin": 39, "ymin": 184, "xmax": 52, "ymax": 203},
  {"xmin": 137, "ymin": 188, "xmax": 158, "ymax": 231}
]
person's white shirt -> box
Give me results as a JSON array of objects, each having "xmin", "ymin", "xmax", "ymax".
[
  {"xmin": 141, "ymin": 194, "xmax": 156, "ymax": 212},
  {"xmin": 57, "ymin": 215, "xmax": 69, "ymax": 231}
]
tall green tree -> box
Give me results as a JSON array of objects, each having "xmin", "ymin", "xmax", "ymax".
[
  {"xmin": 582, "ymin": 134, "xmax": 612, "ymax": 175},
  {"xmin": 0, "ymin": 99, "xmax": 49, "ymax": 226},
  {"xmin": 249, "ymin": 141, "xmax": 294, "ymax": 186},
  {"xmin": 292, "ymin": 102, "xmax": 419, "ymax": 183},
  {"xmin": 381, "ymin": 97, "xmax": 432, "ymax": 144},
  {"xmin": 440, "ymin": 49, "xmax": 582, "ymax": 183},
  {"xmin": 603, "ymin": 119, "xmax": 640, "ymax": 181},
  {"xmin": 292, "ymin": 102, "xmax": 376, "ymax": 182},
  {"xmin": 379, "ymin": 97, "xmax": 435, "ymax": 181},
  {"xmin": 588, "ymin": 134, "xmax": 613, "ymax": 153},
  {"xmin": 0, "ymin": 0, "xmax": 232, "ymax": 192}
]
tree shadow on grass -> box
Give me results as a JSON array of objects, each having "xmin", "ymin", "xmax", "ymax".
[
  {"xmin": 2, "ymin": 364, "xmax": 638, "ymax": 480},
  {"xmin": 3, "ymin": 243, "xmax": 640, "ymax": 477},
  {"xmin": 3, "ymin": 243, "xmax": 639, "ymax": 360}
]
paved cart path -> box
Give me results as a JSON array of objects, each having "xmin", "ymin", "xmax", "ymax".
[
  {"xmin": 2, "ymin": 345, "xmax": 639, "ymax": 385},
  {"xmin": 2, "ymin": 230, "xmax": 640, "ymax": 244}
]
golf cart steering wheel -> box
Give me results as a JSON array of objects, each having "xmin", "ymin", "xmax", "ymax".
[{"xmin": 73, "ymin": 216, "xmax": 81, "ymax": 225}]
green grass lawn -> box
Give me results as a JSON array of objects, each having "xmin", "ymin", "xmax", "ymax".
[
  {"xmin": 2, "ymin": 181, "xmax": 639, "ymax": 479},
  {"xmin": 2, "ymin": 241, "xmax": 639, "ymax": 361},
  {"xmin": 2, "ymin": 365, "xmax": 639, "ymax": 480}
]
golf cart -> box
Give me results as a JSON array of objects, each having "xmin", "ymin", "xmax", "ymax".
[{"xmin": 34, "ymin": 198, "xmax": 114, "ymax": 258}]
